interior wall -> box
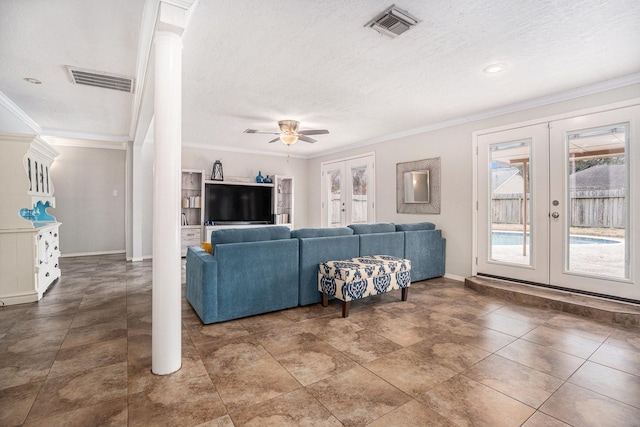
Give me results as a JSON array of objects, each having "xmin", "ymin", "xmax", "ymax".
[
  {"xmin": 181, "ymin": 147, "xmax": 310, "ymax": 228},
  {"xmin": 307, "ymin": 84, "xmax": 640, "ymax": 280},
  {"xmin": 50, "ymin": 145, "xmax": 126, "ymax": 255}
]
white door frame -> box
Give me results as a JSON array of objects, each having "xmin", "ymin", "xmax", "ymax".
[
  {"xmin": 321, "ymin": 152, "xmax": 376, "ymax": 227},
  {"xmin": 473, "ymin": 99, "xmax": 640, "ymax": 299},
  {"xmin": 549, "ymin": 105, "xmax": 640, "ymax": 300},
  {"xmin": 476, "ymin": 123, "xmax": 550, "ymax": 284}
]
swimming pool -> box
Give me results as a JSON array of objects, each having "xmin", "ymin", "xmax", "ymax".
[{"xmin": 492, "ymin": 231, "xmax": 619, "ymax": 245}]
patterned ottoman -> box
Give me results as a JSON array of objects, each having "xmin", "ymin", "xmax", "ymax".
[{"xmin": 318, "ymin": 255, "xmax": 411, "ymax": 317}]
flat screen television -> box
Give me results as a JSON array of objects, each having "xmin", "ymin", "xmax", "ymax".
[{"xmin": 205, "ymin": 183, "xmax": 273, "ymax": 224}]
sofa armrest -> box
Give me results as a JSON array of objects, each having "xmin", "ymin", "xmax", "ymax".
[
  {"xmin": 403, "ymin": 229, "xmax": 446, "ymax": 280},
  {"xmin": 186, "ymin": 246, "xmax": 218, "ymax": 324},
  {"xmin": 214, "ymin": 238, "xmax": 299, "ymax": 321}
]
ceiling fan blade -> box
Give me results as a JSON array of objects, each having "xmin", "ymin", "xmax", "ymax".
[
  {"xmin": 244, "ymin": 129, "xmax": 280, "ymax": 135},
  {"xmin": 298, "ymin": 135, "xmax": 317, "ymax": 143},
  {"xmin": 298, "ymin": 129, "xmax": 329, "ymax": 136},
  {"xmin": 267, "ymin": 137, "xmax": 280, "ymax": 143}
]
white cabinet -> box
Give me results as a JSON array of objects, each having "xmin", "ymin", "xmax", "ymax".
[
  {"xmin": 0, "ymin": 134, "xmax": 58, "ymax": 229},
  {"xmin": 35, "ymin": 223, "xmax": 61, "ymax": 296},
  {"xmin": 181, "ymin": 169, "xmax": 204, "ymax": 256},
  {"xmin": 0, "ymin": 222, "xmax": 61, "ymax": 305},
  {"xmin": 273, "ymin": 175, "xmax": 294, "ymax": 228},
  {"xmin": 0, "ymin": 133, "xmax": 60, "ymax": 305},
  {"xmin": 181, "ymin": 227, "xmax": 201, "ymax": 256}
]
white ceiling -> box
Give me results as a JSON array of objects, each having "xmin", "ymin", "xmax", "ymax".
[{"xmin": 1, "ymin": 0, "xmax": 639, "ymax": 157}]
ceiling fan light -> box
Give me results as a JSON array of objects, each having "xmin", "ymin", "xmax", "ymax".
[{"xmin": 280, "ymin": 134, "xmax": 298, "ymax": 145}]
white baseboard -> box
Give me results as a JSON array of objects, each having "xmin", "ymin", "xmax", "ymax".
[
  {"xmin": 127, "ymin": 255, "xmax": 152, "ymax": 262},
  {"xmin": 444, "ymin": 273, "xmax": 465, "ymax": 282},
  {"xmin": 0, "ymin": 291, "xmax": 38, "ymax": 306},
  {"xmin": 60, "ymin": 250, "xmax": 126, "ymax": 258}
]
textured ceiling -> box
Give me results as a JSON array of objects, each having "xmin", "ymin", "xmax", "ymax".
[{"xmin": 1, "ymin": 0, "xmax": 639, "ymax": 156}]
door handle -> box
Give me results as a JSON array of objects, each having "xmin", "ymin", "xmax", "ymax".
[{"xmin": 551, "ymin": 212, "xmax": 559, "ymax": 218}]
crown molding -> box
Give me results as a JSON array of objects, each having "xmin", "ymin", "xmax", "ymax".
[
  {"xmin": 42, "ymin": 132, "xmax": 129, "ymax": 150},
  {"xmin": 44, "ymin": 137, "xmax": 127, "ymax": 150},
  {"xmin": 308, "ymin": 72, "xmax": 640, "ymax": 159},
  {"xmin": 0, "ymin": 91, "xmax": 42, "ymax": 133},
  {"xmin": 465, "ymin": 72, "xmax": 640, "ymax": 123},
  {"xmin": 182, "ymin": 141, "xmax": 307, "ymax": 159},
  {"xmin": 42, "ymin": 128, "xmax": 129, "ymax": 142}
]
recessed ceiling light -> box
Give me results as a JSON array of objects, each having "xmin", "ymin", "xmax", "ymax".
[
  {"xmin": 24, "ymin": 77, "xmax": 42, "ymax": 84},
  {"xmin": 483, "ymin": 63, "xmax": 508, "ymax": 74}
]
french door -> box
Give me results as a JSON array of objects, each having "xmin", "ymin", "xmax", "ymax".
[
  {"xmin": 477, "ymin": 105, "xmax": 640, "ymax": 300},
  {"xmin": 321, "ymin": 154, "xmax": 375, "ymax": 227}
]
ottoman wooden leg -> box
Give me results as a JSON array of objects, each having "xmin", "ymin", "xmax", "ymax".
[
  {"xmin": 342, "ymin": 301, "xmax": 350, "ymax": 318},
  {"xmin": 402, "ymin": 287, "xmax": 409, "ymax": 301},
  {"xmin": 321, "ymin": 293, "xmax": 328, "ymax": 307}
]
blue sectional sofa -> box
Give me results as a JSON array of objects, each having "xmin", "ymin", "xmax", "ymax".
[
  {"xmin": 186, "ymin": 222, "xmax": 446, "ymax": 324},
  {"xmin": 348, "ymin": 222, "xmax": 405, "ymax": 258},
  {"xmin": 186, "ymin": 226, "xmax": 299, "ymax": 324},
  {"xmin": 395, "ymin": 222, "xmax": 446, "ymax": 281},
  {"xmin": 292, "ymin": 227, "xmax": 359, "ymax": 306}
]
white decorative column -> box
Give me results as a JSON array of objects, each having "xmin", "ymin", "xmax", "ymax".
[
  {"xmin": 151, "ymin": 2, "xmax": 190, "ymax": 376},
  {"xmin": 131, "ymin": 142, "xmax": 144, "ymax": 262}
]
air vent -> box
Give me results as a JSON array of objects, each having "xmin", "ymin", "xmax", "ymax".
[
  {"xmin": 365, "ymin": 5, "xmax": 420, "ymax": 38},
  {"xmin": 66, "ymin": 66, "xmax": 135, "ymax": 93}
]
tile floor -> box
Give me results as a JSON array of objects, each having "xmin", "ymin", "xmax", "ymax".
[{"xmin": 1, "ymin": 254, "xmax": 640, "ymax": 426}]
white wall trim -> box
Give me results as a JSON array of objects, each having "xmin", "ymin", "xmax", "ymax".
[
  {"xmin": 60, "ymin": 250, "xmax": 126, "ymax": 258},
  {"xmin": 182, "ymin": 141, "xmax": 307, "ymax": 159},
  {"xmin": 472, "ymin": 97, "xmax": 640, "ymax": 138},
  {"xmin": 319, "ymin": 151, "xmax": 377, "ymax": 167},
  {"xmin": 3, "ymin": 72, "xmax": 638, "ymax": 160},
  {"xmin": 308, "ymin": 72, "xmax": 640, "ymax": 159},
  {"xmin": 43, "ymin": 129, "xmax": 129, "ymax": 142},
  {"xmin": 128, "ymin": 255, "xmax": 153, "ymax": 262},
  {"xmin": 0, "ymin": 90, "xmax": 42, "ymax": 133},
  {"xmin": 45, "ymin": 137, "xmax": 127, "ymax": 150},
  {"xmin": 444, "ymin": 273, "xmax": 465, "ymax": 282}
]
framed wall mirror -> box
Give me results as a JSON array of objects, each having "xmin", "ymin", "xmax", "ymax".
[{"xmin": 397, "ymin": 158, "xmax": 441, "ymax": 214}]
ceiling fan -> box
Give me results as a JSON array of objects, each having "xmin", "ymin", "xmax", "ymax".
[{"xmin": 244, "ymin": 120, "xmax": 329, "ymax": 146}]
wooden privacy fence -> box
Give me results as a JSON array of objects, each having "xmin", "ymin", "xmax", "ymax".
[
  {"xmin": 570, "ymin": 189, "xmax": 625, "ymax": 228},
  {"xmin": 492, "ymin": 194, "xmax": 530, "ymax": 225},
  {"xmin": 492, "ymin": 190, "xmax": 625, "ymax": 228}
]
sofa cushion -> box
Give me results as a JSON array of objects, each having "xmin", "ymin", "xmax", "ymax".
[
  {"xmin": 291, "ymin": 227, "xmax": 354, "ymax": 239},
  {"xmin": 211, "ymin": 226, "xmax": 291, "ymax": 245},
  {"xmin": 395, "ymin": 222, "xmax": 436, "ymax": 231},
  {"xmin": 348, "ymin": 222, "xmax": 396, "ymax": 234}
]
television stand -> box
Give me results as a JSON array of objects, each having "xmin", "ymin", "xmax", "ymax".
[{"xmin": 210, "ymin": 221, "xmax": 271, "ymax": 225}]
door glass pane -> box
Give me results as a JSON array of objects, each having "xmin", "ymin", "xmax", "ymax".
[
  {"xmin": 328, "ymin": 168, "xmax": 342, "ymax": 227},
  {"xmin": 566, "ymin": 124, "xmax": 628, "ymax": 279},
  {"xmin": 489, "ymin": 139, "xmax": 532, "ymax": 265},
  {"xmin": 350, "ymin": 166, "xmax": 368, "ymax": 224}
]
